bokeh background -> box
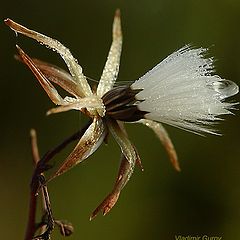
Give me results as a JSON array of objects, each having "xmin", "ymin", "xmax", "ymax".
[{"xmin": 1, "ymin": 1, "xmax": 240, "ymax": 239}]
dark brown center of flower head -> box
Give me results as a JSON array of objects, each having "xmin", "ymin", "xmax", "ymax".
[{"xmin": 102, "ymin": 85, "xmax": 148, "ymax": 122}]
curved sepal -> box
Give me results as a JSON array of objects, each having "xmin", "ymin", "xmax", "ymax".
[
  {"xmin": 23, "ymin": 58, "xmax": 81, "ymax": 98},
  {"xmin": 5, "ymin": 18, "xmax": 92, "ymax": 97},
  {"xmin": 90, "ymin": 149, "xmax": 141, "ymax": 220},
  {"xmin": 16, "ymin": 45, "xmax": 64, "ymax": 105},
  {"xmin": 97, "ymin": 9, "xmax": 122, "ymax": 97},
  {"xmin": 108, "ymin": 119, "xmax": 137, "ymax": 179},
  {"xmin": 90, "ymin": 119, "xmax": 138, "ymax": 219},
  {"xmin": 48, "ymin": 117, "xmax": 106, "ymax": 181}
]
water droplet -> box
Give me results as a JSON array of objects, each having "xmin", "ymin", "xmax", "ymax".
[{"xmin": 210, "ymin": 80, "xmax": 239, "ymax": 99}]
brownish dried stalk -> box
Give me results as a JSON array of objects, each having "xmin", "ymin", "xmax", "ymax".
[
  {"xmin": 25, "ymin": 129, "xmax": 41, "ymax": 240},
  {"xmin": 26, "ymin": 126, "xmax": 89, "ymax": 240},
  {"xmin": 27, "ymin": 129, "xmax": 55, "ymax": 240}
]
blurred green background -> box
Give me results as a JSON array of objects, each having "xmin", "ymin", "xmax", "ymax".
[{"xmin": 0, "ymin": 0, "xmax": 240, "ymax": 239}]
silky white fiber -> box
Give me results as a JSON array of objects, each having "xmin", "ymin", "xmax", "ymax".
[{"xmin": 131, "ymin": 45, "xmax": 239, "ymax": 134}]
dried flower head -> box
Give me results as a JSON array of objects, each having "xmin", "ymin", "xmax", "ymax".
[{"xmin": 5, "ymin": 10, "xmax": 238, "ymax": 219}]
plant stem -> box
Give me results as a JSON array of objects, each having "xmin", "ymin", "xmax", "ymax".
[
  {"xmin": 24, "ymin": 129, "xmax": 40, "ymax": 240},
  {"xmin": 25, "ymin": 122, "xmax": 90, "ymax": 240}
]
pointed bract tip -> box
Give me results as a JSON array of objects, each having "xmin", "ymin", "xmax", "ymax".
[
  {"xmin": 4, "ymin": 18, "xmax": 11, "ymax": 25},
  {"xmin": 46, "ymin": 110, "xmax": 52, "ymax": 116},
  {"xmin": 169, "ymin": 157, "xmax": 181, "ymax": 172},
  {"xmin": 89, "ymin": 205, "xmax": 111, "ymax": 221},
  {"xmin": 15, "ymin": 44, "xmax": 24, "ymax": 54},
  {"xmin": 103, "ymin": 208, "xmax": 110, "ymax": 216},
  {"xmin": 15, "ymin": 45, "xmax": 26, "ymax": 60},
  {"xmin": 171, "ymin": 158, "xmax": 181, "ymax": 172},
  {"xmin": 114, "ymin": 9, "xmax": 121, "ymax": 20},
  {"xmin": 175, "ymin": 165, "xmax": 181, "ymax": 172},
  {"xmin": 4, "ymin": 18, "xmax": 16, "ymax": 29},
  {"xmin": 89, "ymin": 213, "xmax": 96, "ymax": 221},
  {"xmin": 136, "ymin": 159, "xmax": 144, "ymax": 171},
  {"xmin": 30, "ymin": 128, "xmax": 36, "ymax": 138}
]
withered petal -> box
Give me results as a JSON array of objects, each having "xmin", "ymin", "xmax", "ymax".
[
  {"xmin": 48, "ymin": 117, "xmax": 107, "ymax": 181},
  {"xmin": 97, "ymin": 9, "xmax": 122, "ymax": 97},
  {"xmin": 90, "ymin": 190, "xmax": 120, "ymax": 220},
  {"xmin": 26, "ymin": 58, "xmax": 82, "ymax": 98},
  {"xmin": 108, "ymin": 119, "xmax": 137, "ymax": 182},
  {"xmin": 90, "ymin": 153, "xmax": 134, "ymax": 220},
  {"xmin": 90, "ymin": 119, "xmax": 138, "ymax": 219},
  {"xmin": 16, "ymin": 45, "xmax": 64, "ymax": 105}
]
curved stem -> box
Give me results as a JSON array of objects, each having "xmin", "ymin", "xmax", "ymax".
[
  {"xmin": 24, "ymin": 130, "xmax": 40, "ymax": 240},
  {"xmin": 25, "ymin": 122, "xmax": 90, "ymax": 240}
]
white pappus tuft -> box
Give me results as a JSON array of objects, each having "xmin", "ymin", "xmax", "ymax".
[{"xmin": 131, "ymin": 45, "xmax": 239, "ymax": 135}]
